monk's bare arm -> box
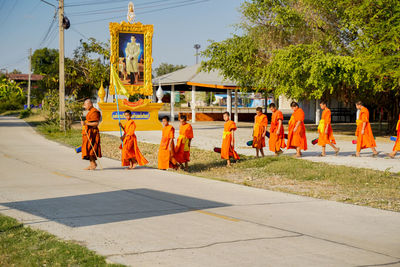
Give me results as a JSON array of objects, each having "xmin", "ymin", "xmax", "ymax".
[
  {"xmin": 325, "ymin": 123, "xmax": 329, "ymax": 134},
  {"xmin": 168, "ymin": 138, "xmax": 173, "ymax": 152},
  {"xmin": 361, "ymin": 122, "xmax": 366, "ymax": 134},
  {"xmin": 277, "ymin": 119, "xmax": 282, "ymax": 133},
  {"xmin": 294, "ymin": 121, "xmax": 301, "ymax": 132},
  {"xmin": 231, "ymin": 130, "xmax": 235, "ymax": 147},
  {"xmin": 84, "ymin": 121, "xmax": 99, "ymax": 127}
]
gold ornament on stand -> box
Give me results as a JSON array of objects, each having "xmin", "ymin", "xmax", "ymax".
[
  {"xmin": 127, "ymin": 2, "xmax": 135, "ymax": 23},
  {"xmin": 98, "ymin": 81, "xmax": 105, "ymax": 103}
]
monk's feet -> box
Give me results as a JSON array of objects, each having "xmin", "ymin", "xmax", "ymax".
[
  {"xmin": 319, "ymin": 153, "xmax": 326, "ymax": 157},
  {"xmin": 84, "ymin": 165, "xmax": 96, "ymax": 171},
  {"xmin": 372, "ymin": 152, "xmax": 379, "ymax": 158},
  {"xmin": 352, "ymin": 153, "xmax": 361, "ymax": 157},
  {"xmin": 387, "ymin": 153, "xmax": 395, "ymax": 159},
  {"xmin": 335, "ymin": 148, "xmax": 340, "ymax": 156},
  {"xmin": 130, "ymin": 163, "xmax": 137, "ymax": 169},
  {"xmin": 293, "ymin": 154, "xmax": 301, "ymax": 158}
]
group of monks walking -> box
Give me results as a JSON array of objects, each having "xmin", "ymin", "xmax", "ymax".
[{"xmin": 79, "ymin": 98, "xmax": 400, "ymax": 171}]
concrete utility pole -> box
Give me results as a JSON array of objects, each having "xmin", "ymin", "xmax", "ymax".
[
  {"xmin": 59, "ymin": 0, "xmax": 65, "ymax": 131},
  {"xmin": 27, "ymin": 48, "xmax": 32, "ymax": 109},
  {"xmin": 194, "ymin": 44, "xmax": 200, "ymax": 64}
]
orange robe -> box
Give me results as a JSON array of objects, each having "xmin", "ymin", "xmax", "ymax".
[
  {"xmin": 175, "ymin": 123, "xmax": 194, "ymax": 164},
  {"xmin": 393, "ymin": 114, "xmax": 400, "ymax": 152},
  {"xmin": 121, "ymin": 120, "xmax": 148, "ymax": 166},
  {"xmin": 287, "ymin": 108, "xmax": 307, "ymax": 150},
  {"xmin": 317, "ymin": 108, "xmax": 336, "ymax": 146},
  {"xmin": 158, "ymin": 125, "xmax": 177, "ymax": 170},
  {"xmin": 356, "ymin": 107, "xmax": 376, "ymax": 151},
  {"xmin": 252, "ymin": 114, "xmax": 268, "ymax": 149},
  {"xmin": 82, "ymin": 107, "xmax": 102, "ymax": 160},
  {"xmin": 269, "ymin": 110, "xmax": 286, "ymax": 152},
  {"xmin": 221, "ymin": 120, "xmax": 240, "ymax": 160}
]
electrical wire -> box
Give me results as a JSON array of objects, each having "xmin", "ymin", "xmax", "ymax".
[{"xmin": 73, "ymin": 0, "xmax": 209, "ymax": 25}]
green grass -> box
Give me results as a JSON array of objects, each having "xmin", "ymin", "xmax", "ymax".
[
  {"xmin": 28, "ymin": 116, "xmax": 400, "ymax": 212},
  {"xmin": 0, "ymin": 109, "xmax": 23, "ymax": 116},
  {"xmin": 0, "ymin": 214, "xmax": 124, "ymax": 266}
]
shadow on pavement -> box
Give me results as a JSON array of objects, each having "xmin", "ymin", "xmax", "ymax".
[{"xmin": 1, "ymin": 188, "xmax": 230, "ymax": 228}]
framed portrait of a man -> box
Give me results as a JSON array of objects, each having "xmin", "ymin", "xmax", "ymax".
[{"xmin": 110, "ymin": 21, "xmax": 153, "ymax": 96}]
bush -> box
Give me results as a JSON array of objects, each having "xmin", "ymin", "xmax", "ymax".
[
  {"xmin": 19, "ymin": 109, "xmax": 32, "ymax": 119},
  {"xmin": 0, "ymin": 78, "xmax": 25, "ymax": 113},
  {"xmin": 41, "ymin": 90, "xmax": 83, "ymax": 129}
]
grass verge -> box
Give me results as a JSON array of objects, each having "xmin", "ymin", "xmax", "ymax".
[
  {"xmin": 27, "ymin": 115, "xmax": 400, "ymax": 212},
  {"xmin": 0, "ymin": 214, "xmax": 123, "ymax": 266}
]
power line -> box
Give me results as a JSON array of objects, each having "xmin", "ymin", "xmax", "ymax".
[
  {"xmin": 73, "ymin": 0, "xmax": 209, "ymax": 25},
  {"xmin": 68, "ymin": 0, "xmax": 203, "ymax": 17},
  {"xmin": 37, "ymin": 10, "xmax": 58, "ymax": 48},
  {"xmin": 0, "ymin": 0, "xmax": 18, "ymax": 26},
  {"xmin": 70, "ymin": 26, "xmax": 88, "ymax": 40},
  {"xmin": 39, "ymin": 0, "xmax": 57, "ymax": 8},
  {"xmin": 65, "ymin": 0, "xmax": 130, "ymax": 8}
]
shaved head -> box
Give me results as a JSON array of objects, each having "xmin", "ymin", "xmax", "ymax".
[{"xmin": 83, "ymin": 98, "xmax": 93, "ymax": 110}]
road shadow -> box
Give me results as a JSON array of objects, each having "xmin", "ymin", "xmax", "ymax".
[{"xmin": 1, "ymin": 188, "xmax": 230, "ymax": 228}]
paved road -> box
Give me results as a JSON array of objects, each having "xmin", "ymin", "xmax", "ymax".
[{"xmin": 0, "ymin": 116, "xmax": 399, "ymax": 267}]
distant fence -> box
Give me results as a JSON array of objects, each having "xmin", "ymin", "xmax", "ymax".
[{"xmin": 331, "ymin": 108, "xmax": 355, "ymax": 123}]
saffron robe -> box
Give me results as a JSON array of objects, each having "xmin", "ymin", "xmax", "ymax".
[
  {"xmin": 317, "ymin": 108, "xmax": 336, "ymax": 146},
  {"xmin": 355, "ymin": 107, "xmax": 376, "ymax": 151},
  {"xmin": 158, "ymin": 125, "xmax": 177, "ymax": 170},
  {"xmin": 252, "ymin": 114, "xmax": 268, "ymax": 149},
  {"xmin": 221, "ymin": 120, "xmax": 240, "ymax": 160},
  {"xmin": 287, "ymin": 108, "xmax": 307, "ymax": 150},
  {"xmin": 121, "ymin": 120, "xmax": 148, "ymax": 166},
  {"xmin": 82, "ymin": 107, "xmax": 102, "ymax": 160},
  {"xmin": 393, "ymin": 114, "xmax": 400, "ymax": 152},
  {"xmin": 269, "ymin": 110, "xmax": 286, "ymax": 152},
  {"xmin": 175, "ymin": 123, "xmax": 194, "ymax": 164}
]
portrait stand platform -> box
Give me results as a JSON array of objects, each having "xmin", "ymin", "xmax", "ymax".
[{"xmin": 98, "ymin": 99, "xmax": 162, "ymax": 132}]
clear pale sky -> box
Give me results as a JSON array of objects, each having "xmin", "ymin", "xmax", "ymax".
[{"xmin": 0, "ymin": 0, "xmax": 244, "ymax": 73}]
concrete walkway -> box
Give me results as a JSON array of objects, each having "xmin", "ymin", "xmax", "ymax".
[
  {"xmin": 107, "ymin": 121, "xmax": 400, "ymax": 173},
  {"xmin": 0, "ymin": 116, "xmax": 399, "ymax": 267}
]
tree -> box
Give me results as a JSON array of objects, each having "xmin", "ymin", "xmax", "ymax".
[
  {"xmin": 154, "ymin": 63, "xmax": 186, "ymax": 77},
  {"xmin": 31, "ymin": 38, "xmax": 110, "ymax": 102},
  {"xmin": 66, "ymin": 38, "xmax": 110, "ymax": 99},
  {"xmin": 0, "ymin": 78, "xmax": 25, "ymax": 112},
  {"xmin": 202, "ymin": 0, "xmax": 400, "ymax": 131}
]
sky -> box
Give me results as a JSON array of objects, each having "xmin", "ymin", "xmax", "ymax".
[{"xmin": 0, "ymin": 0, "xmax": 245, "ymax": 74}]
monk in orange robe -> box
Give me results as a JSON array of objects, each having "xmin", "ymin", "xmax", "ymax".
[
  {"xmin": 268, "ymin": 103, "xmax": 285, "ymax": 156},
  {"xmin": 388, "ymin": 113, "xmax": 400, "ymax": 158},
  {"xmin": 221, "ymin": 111, "xmax": 240, "ymax": 166},
  {"xmin": 317, "ymin": 100, "xmax": 340, "ymax": 157},
  {"xmin": 252, "ymin": 107, "xmax": 268, "ymax": 157},
  {"xmin": 81, "ymin": 99, "xmax": 102, "ymax": 170},
  {"xmin": 158, "ymin": 116, "xmax": 177, "ymax": 170},
  {"xmin": 175, "ymin": 115, "xmax": 194, "ymax": 171},
  {"xmin": 287, "ymin": 102, "xmax": 307, "ymax": 157},
  {"xmin": 119, "ymin": 110, "xmax": 148, "ymax": 169},
  {"xmin": 355, "ymin": 101, "xmax": 378, "ymax": 157}
]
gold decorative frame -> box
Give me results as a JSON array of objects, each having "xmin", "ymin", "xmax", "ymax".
[{"xmin": 109, "ymin": 21, "xmax": 153, "ymax": 96}]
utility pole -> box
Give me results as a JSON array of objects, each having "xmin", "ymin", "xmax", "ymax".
[
  {"xmin": 194, "ymin": 44, "xmax": 200, "ymax": 64},
  {"xmin": 59, "ymin": 0, "xmax": 65, "ymax": 131},
  {"xmin": 27, "ymin": 48, "xmax": 32, "ymax": 109}
]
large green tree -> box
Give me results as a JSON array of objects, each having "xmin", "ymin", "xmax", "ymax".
[
  {"xmin": 31, "ymin": 38, "xmax": 109, "ymax": 101},
  {"xmin": 202, "ymin": 0, "xmax": 400, "ymax": 130}
]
